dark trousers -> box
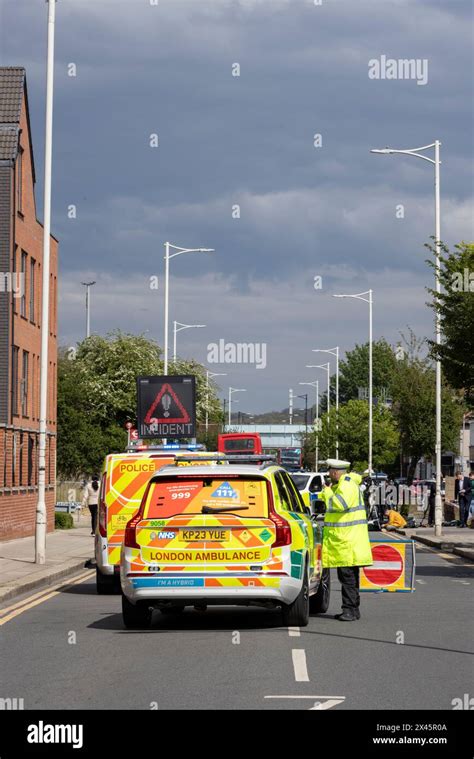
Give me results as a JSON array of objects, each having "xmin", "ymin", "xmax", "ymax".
[
  {"xmin": 89, "ymin": 504, "xmax": 98, "ymax": 533},
  {"xmin": 337, "ymin": 567, "xmax": 360, "ymax": 612},
  {"xmin": 459, "ymin": 497, "xmax": 470, "ymax": 526}
]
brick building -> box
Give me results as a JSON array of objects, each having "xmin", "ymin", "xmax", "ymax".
[{"xmin": 0, "ymin": 67, "xmax": 58, "ymax": 540}]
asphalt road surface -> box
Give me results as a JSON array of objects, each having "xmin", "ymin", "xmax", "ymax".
[{"xmin": 1, "ymin": 544, "xmax": 473, "ymax": 711}]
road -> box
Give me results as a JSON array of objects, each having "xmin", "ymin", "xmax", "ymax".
[{"xmin": 1, "ymin": 544, "xmax": 473, "ymax": 711}]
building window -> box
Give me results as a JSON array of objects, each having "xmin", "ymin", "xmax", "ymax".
[
  {"xmin": 20, "ymin": 251, "xmax": 27, "ymax": 317},
  {"xmin": 19, "ymin": 431, "xmax": 24, "ymax": 486},
  {"xmin": 28, "ymin": 435, "xmax": 34, "ymax": 486},
  {"xmin": 13, "ymin": 246, "xmax": 18, "ymax": 314},
  {"xmin": 12, "ymin": 346, "xmax": 19, "ymax": 416},
  {"xmin": 30, "ymin": 258, "xmax": 36, "ymax": 322},
  {"xmin": 12, "ymin": 431, "xmax": 16, "ymax": 487},
  {"xmin": 17, "ymin": 148, "xmax": 23, "ymax": 214},
  {"xmin": 21, "ymin": 350, "xmax": 29, "ymax": 417}
]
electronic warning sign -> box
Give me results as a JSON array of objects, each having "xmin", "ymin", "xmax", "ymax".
[{"xmin": 137, "ymin": 375, "xmax": 196, "ymax": 439}]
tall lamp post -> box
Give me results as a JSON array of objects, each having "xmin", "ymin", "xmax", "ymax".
[
  {"xmin": 313, "ymin": 347, "xmax": 339, "ymax": 457},
  {"xmin": 300, "ymin": 380, "xmax": 319, "ymax": 471},
  {"xmin": 206, "ymin": 371, "xmax": 227, "ymax": 434},
  {"xmin": 306, "ymin": 363, "xmax": 331, "ymax": 452},
  {"xmin": 81, "ymin": 281, "xmax": 95, "ymax": 338},
  {"xmin": 36, "ymin": 0, "xmax": 56, "ymax": 564},
  {"xmin": 228, "ymin": 387, "xmax": 246, "ymax": 426},
  {"xmin": 172, "ymin": 321, "xmax": 206, "ymax": 364},
  {"xmin": 297, "ymin": 393, "xmax": 308, "ymax": 436},
  {"xmin": 163, "ymin": 243, "xmax": 214, "ymax": 374},
  {"xmin": 371, "ymin": 141, "xmax": 442, "ymax": 536},
  {"xmin": 333, "ymin": 290, "xmax": 373, "ymax": 474}
]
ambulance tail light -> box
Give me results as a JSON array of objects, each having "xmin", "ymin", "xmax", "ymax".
[
  {"xmin": 98, "ymin": 499, "xmax": 107, "ymax": 537},
  {"xmin": 124, "ymin": 514, "xmax": 141, "ymax": 549},
  {"xmin": 98, "ymin": 475, "xmax": 107, "ymax": 537},
  {"xmin": 267, "ymin": 484, "xmax": 292, "ymax": 547}
]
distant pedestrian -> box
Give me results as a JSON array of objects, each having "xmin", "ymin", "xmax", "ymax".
[
  {"xmin": 83, "ymin": 475, "xmax": 100, "ymax": 535},
  {"xmin": 455, "ymin": 472, "xmax": 472, "ymax": 528},
  {"xmin": 468, "ymin": 472, "xmax": 474, "ymax": 528},
  {"xmin": 427, "ymin": 481, "xmax": 436, "ymax": 527}
]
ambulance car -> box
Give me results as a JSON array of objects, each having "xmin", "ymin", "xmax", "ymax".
[
  {"xmin": 120, "ymin": 459, "xmax": 331, "ymax": 628},
  {"xmin": 95, "ymin": 448, "xmax": 225, "ymax": 593}
]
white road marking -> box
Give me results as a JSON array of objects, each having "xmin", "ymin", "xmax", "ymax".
[
  {"xmin": 288, "ymin": 626, "xmax": 300, "ymax": 637},
  {"xmin": 292, "ymin": 649, "xmax": 309, "ymax": 682},
  {"xmin": 265, "ymin": 695, "xmax": 345, "ymax": 700},
  {"xmin": 452, "ymin": 579, "xmax": 470, "ymax": 585},
  {"xmin": 309, "ymin": 699, "xmax": 345, "ymax": 710},
  {"xmin": 416, "ymin": 579, "xmax": 426, "ymax": 584}
]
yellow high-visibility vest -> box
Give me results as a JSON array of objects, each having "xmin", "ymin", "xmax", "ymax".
[{"xmin": 320, "ymin": 472, "xmax": 373, "ymax": 568}]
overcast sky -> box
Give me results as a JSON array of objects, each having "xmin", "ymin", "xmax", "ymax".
[{"xmin": 1, "ymin": 0, "xmax": 473, "ymax": 412}]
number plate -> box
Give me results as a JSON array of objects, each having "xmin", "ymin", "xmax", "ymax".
[{"xmin": 181, "ymin": 529, "xmax": 230, "ymax": 542}]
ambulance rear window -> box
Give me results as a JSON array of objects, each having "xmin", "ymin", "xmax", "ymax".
[{"xmin": 143, "ymin": 476, "xmax": 269, "ymax": 519}]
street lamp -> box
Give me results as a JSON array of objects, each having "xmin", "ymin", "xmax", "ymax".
[
  {"xmin": 296, "ymin": 393, "xmax": 308, "ymax": 436},
  {"xmin": 172, "ymin": 321, "xmax": 206, "ymax": 364},
  {"xmin": 228, "ymin": 387, "xmax": 246, "ymax": 426},
  {"xmin": 333, "ymin": 290, "xmax": 373, "ymax": 474},
  {"xmin": 371, "ymin": 141, "xmax": 442, "ymax": 536},
  {"xmin": 306, "ymin": 362, "xmax": 330, "ymax": 415},
  {"xmin": 313, "ymin": 347, "xmax": 339, "ymax": 457},
  {"xmin": 81, "ymin": 281, "xmax": 96, "ymax": 339},
  {"xmin": 163, "ymin": 243, "xmax": 214, "ymax": 374},
  {"xmin": 206, "ymin": 371, "xmax": 227, "ymax": 434},
  {"xmin": 36, "ymin": 0, "xmax": 56, "ymax": 564},
  {"xmin": 300, "ymin": 380, "xmax": 319, "ymax": 471}
]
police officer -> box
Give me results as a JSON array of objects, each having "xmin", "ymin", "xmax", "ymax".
[{"xmin": 320, "ymin": 459, "xmax": 373, "ymax": 621}]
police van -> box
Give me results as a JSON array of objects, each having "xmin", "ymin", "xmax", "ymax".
[{"xmin": 95, "ymin": 447, "xmax": 224, "ymax": 593}]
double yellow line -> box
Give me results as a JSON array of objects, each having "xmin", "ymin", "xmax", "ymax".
[{"xmin": 0, "ymin": 570, "xmax": 94, "ymax": 626}]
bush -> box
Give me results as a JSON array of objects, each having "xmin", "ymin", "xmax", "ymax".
[{"xmin": 55, "ymin": 511, "xmax": 74, "ymax": 529}]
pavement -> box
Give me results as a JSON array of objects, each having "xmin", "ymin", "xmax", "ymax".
[
  {"xmin": 390, "ymin": 525, "xmax": 474, "ymax": 562},
  {"xmin": 0, "ymin": 513, "xmax": 95, "ymax": 604},
  {"xmin": 0, "ymin": 541, "xmax": 472, "ymax": 710}
]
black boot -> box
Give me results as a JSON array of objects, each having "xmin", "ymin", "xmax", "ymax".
[{"xmin": 335, "ymin": 610, "xmax": 357, "ymax": 621}]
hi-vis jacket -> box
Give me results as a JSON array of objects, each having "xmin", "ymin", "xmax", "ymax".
[{"xmin": 320, "ymin": 472, "xmax": 373, "ymax": 568}]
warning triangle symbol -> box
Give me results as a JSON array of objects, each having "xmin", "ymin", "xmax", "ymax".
[{"xmin": 144, "ymin": 383, "xmax": 191, "ymax": 425}]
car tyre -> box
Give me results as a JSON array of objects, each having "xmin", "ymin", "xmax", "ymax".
[
  {"xmin": 309, "ymin": 568, "xmax": 330, "ymax": 614},
  {"xmin": 121, "ymin": 594, "xmax": 152, "ymax": 629},
  {"xmin": 96, "ymin": 567, "xmax": 114, "ymax": 595},
  {"xmin": 282, "ymin": 560, "xmax": 310, "ymax": 627}
]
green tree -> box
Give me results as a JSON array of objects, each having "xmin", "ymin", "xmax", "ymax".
[
  {"xmin": 426, "ymin": 241, "xmax": 474, "ymax": 406},
  {"xmin": 57, "ymin": 331, "xmax": 223, "ymax": 479},
  {"xmin": 305, "ymin": 399, "xmax": 400, "ymax": 472},
  {"xmin": 337, "ymin": 339, "xmax": 398, "ymax": 406},
  {"xmin": 391, "ymin": 348, "xmax": 464, "ymax": 482}
]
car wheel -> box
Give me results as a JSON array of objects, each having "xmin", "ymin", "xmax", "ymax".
[
  {"xmin": 282, "ymin": 560, "xmax": 310, "ymax": 627},
  {"xmin": 121, "ymin": 594, "xmax": 152, "ymax": 629},
  {"xmin": 309, "ymin": 568, "xmax": 330, "ymax": 614},
  {"xmin": 96, "ymin": 567, "xmax": 114, "ymax": 595}
]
